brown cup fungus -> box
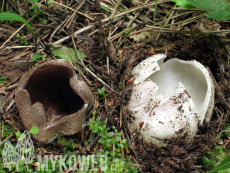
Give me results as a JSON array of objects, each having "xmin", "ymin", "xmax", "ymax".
[{"xmin": 15, "ymin": 59, "xmax": 94, "ymax": 143}]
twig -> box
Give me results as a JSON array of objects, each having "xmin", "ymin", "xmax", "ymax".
[
  {"xmin": 6, "ymin": 46, "xmax": 39, "ymax": 49},
  {"xmin": 120, "ymin": 138, "xmax": 125, "ymax": 158},
  {"xmin": 207, "ymin": 67, "xmax": 230, "ymax": 110},
  {"xmin": 71, "ymin": 36, "xmax": 91, "ymax": 85},
  {"xmin": 3, "ymin": 100, "xmax": 15, "ymax": 119},
  {"xmin": 0, "ymin": 162, "xmax": 15, "ymax": 166},
  {"xmin": 86, "ymin": 135, "xmax": 100, "ymax": 151},
  {"xmin": 66, "ymin": 0, "xmax": 86, "ymax": 29},
  {"xmin": 132, "ymin": 26, "xmax": 230, "ymax": 35},
  {"xmin": 110, "ymin": 25, "xmax": 139, "ymax": 42},
  {"xmin": 53, "ymin": 1, "xmax": 169, "ymax": 44},
  {"xmin": 0, "ymin": 134, "xmax": 14, "ymax": 147},
  {"xmin": 127, "ymin": 163, "xmax": 143, "ymax": 167},
  {"xmin": 110, "ymin": 0, "xmax": 121, "ymax": 19},
  {"xmin": 86, "ymin": 68, "xmax": 117, "ymax": 93},
  {"xmin": 0, "ymin": 29, "xmax": 42, "ymax": 50},
  {"xmin": 123, "ymin": 120, "xmax": 142, "ymax": 165},
  {"xmin": 166, "ymin": 13, "xmax": 204, "ymax": 28},
  {"xmin": 219, "ymin": 130, "xmax": 230, "ymax": 137},
  {"xmin": 65, "ymin": 160, "xmax": 80, "ymax": 173},
  {"xmin": 50, "ymin": 18, "xmax": 68, "ymax": 41},
  {"xmin": 49, "ymin": 0, "xmax": 93, "ymax": 21},
  {"xmin": 224, "ymin": 137, "xmax": 230, "ymax": 147},
  {"xmin": 1, "ymin": 0, "xmax": 5, "ymax": 12},
  {"xmin": 155, "ymin": 8, "xmax": 175, "ymax": 41}
]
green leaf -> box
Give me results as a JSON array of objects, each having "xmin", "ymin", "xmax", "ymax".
[
  {"xmin": 98, "ymin": 137, "xmax": 105, "ymax": 144},
  {"xmin": 45, "ymin": 44, "xmax": 86, "ymax": 62},
  {"xmin": 19, "ymin": 133, "xmax": 25, "ymax": 141},
  {"xmin": 106, "ymin": 138, "xmax": 112, "ymax": 144},
  {"xmin": 205, "ymin": 4, "xmax": 230, "ymax": 20},
  {"xmin": 187, "ymin": 0, "xmax": 227, "ymax": 11},
  {"xmin": 65, "ymin": 139, "xmax": 74, "ymax": 146},
  {"xmin": 121, "ymin": 139, "xmax": 127, "ymax": 144},
  {"xmin": 101, "ymin": 131, "xmax": 107, "ymax": 138},
  {"xmin": 98, "ymin": 87, "xmax": 105, "ymax": 95},
  {"xmin": 207, "ymin": 155, "xmax": 230, "ymax": 173},
  {"xmin": 122, "ymin": 30, "xmax": 131, "ymax": 36},
  {"xmin": 47, "ymin": 0, "xmax": 53, "ymax": 4},
  {"xmin": 185, "ymin": 0, "xmax": 230, "ymax": 20},
  {"xmin": 19, "ymin": 40, "xmax": 28, "ymax": 46},
  {"xmin": 0, "ymin": 75, "xmax": 6, "ymax": 84},
  {"xmin": 98, "ymin": 87, "xmax": 108, "ymax": 98},
  {"xmin": 0, "ymin": 12, "xmax": 36, "ymax": 46},
  {"xmin": 171, "ymin": 0, "xmax": 194, "ymax": 9},
  {"xmin": 107, "ymin": 132, "xmax": 114, "ymax": 137},
  {"xmin": 24, "ymin": 147, "xmax": 33, "ymax": 153},
  {"xmin": 32, "ymin": 54, "xmax": 42, "ymax": 60},
  {"xmin": 115, "ymin": 136, "xmax": 121, "ymax": 143},
  {"xmin": 29, "ymin": 125, "xmax": 39, "ymax": 134},
  {"xmin": 15, "ymin": 131, "xmax": 21, "ymax": 138}
]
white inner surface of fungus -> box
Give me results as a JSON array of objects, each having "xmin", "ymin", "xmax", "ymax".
[{"xmin": 129, "ymin": 54, "xmax": 214, "ymax": 147}]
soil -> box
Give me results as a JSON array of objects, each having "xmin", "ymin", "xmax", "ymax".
[{"xmin": 1, "ymin": 1, "xmax": 230, "ymax": 173}]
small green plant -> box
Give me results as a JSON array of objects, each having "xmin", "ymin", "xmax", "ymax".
[
  {"xmin": 200, "ymin": 123, "xmax": 230, "ymax": 173},
  {"xmin": 117, "ymin": 30, "xmax": 132, "ymax": 49},
  {"xmin": 30, "ymin": 2, "xmax": 47, "ymax": 24},
  {"xmin": 223, "ymin": 124, "xmax": 230, "ymax": 136},
  {"xmin": 15, "ymin": 33, "xmax": 29, "ymax": 45},
  {"xmin": 92, "ymin": 109, "xmax": 99, "ymax": 116},
  {"xmin": 15, "ymin": 125, "xmax": 39, "ymax": 141},
  {"xmin": 202, "ymin": 143, "xmax": 230, "ymax": 172},
  {"xmin": 122, "ymin": 30, "xmax": 131, "ymax": 36},
  {"xmin": 87, "ymin": 117, "xmax": 139, "ymax": 173},
  {"xmin": 101, "ymin": 6, "xmax": 111, "ymax": 13},
  {"xmin": 98, "ymin": 87, "xmax": 108, "ymax": 101},
  {"xmin": 207, "ymin": 154, "xmax": 230, "ymax": 173},
  {"xmin": 32, "ymin": 53, "xmax": 47, "ymax": 60},
  {"xmin": 57, "ymin": 135, "xmax": 76, "ymax": 152},
  {"xmin": 0, "ymin": 75, "xmax": 6, "ymax": 84}
]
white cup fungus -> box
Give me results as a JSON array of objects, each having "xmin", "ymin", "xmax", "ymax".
[{"xmin": 128, "ymin": 54, "xmax": 214, "ymax": 147}]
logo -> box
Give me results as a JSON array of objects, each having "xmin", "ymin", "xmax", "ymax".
[
  {"xmin": 2, "ymin": 130, "xmax": 34, "ymax": 171},
  {"xmin": 2, "ymin": 130, "xmax": 110, "ymax": 172}
]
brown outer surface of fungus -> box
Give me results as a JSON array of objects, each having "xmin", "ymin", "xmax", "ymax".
[{"xmin": 15, "ymin": 59, "xmax": 94, "ymax": 143}]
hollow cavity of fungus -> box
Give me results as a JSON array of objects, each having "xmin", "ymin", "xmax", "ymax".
[
  {"xmin": 15, "ymin": 59, "xmax": 94, "ymax": 143},
  {"xmin": 128, "ymin": 54, "xmax": 214, "ymax": 147}
]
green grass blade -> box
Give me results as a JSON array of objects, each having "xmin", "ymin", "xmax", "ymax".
[
  {"xmin": 0, "ymin": 12, "xmax": 37, "ymax": 46},
  {"xmin": 207, "ymin": 155, "xmax": 230, "ymax": 173}
]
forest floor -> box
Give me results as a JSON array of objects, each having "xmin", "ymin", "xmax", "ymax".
[{"xmin": 0, "ymin": 0, "xmax": 230, "ymax": 172}]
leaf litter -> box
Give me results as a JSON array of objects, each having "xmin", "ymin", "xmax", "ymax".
[{"xmin": 0, "ymin": 0, "xmax": 230, "ymax": 172}]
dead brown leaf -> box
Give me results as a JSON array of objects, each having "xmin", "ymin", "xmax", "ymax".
[
  {"xmin": 9, "ymin": 51, "xmax": 30, "ymax": 61},
  {"xmin": 0, "ymin": 85, "xmax": 7, "ymax": 95}
]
